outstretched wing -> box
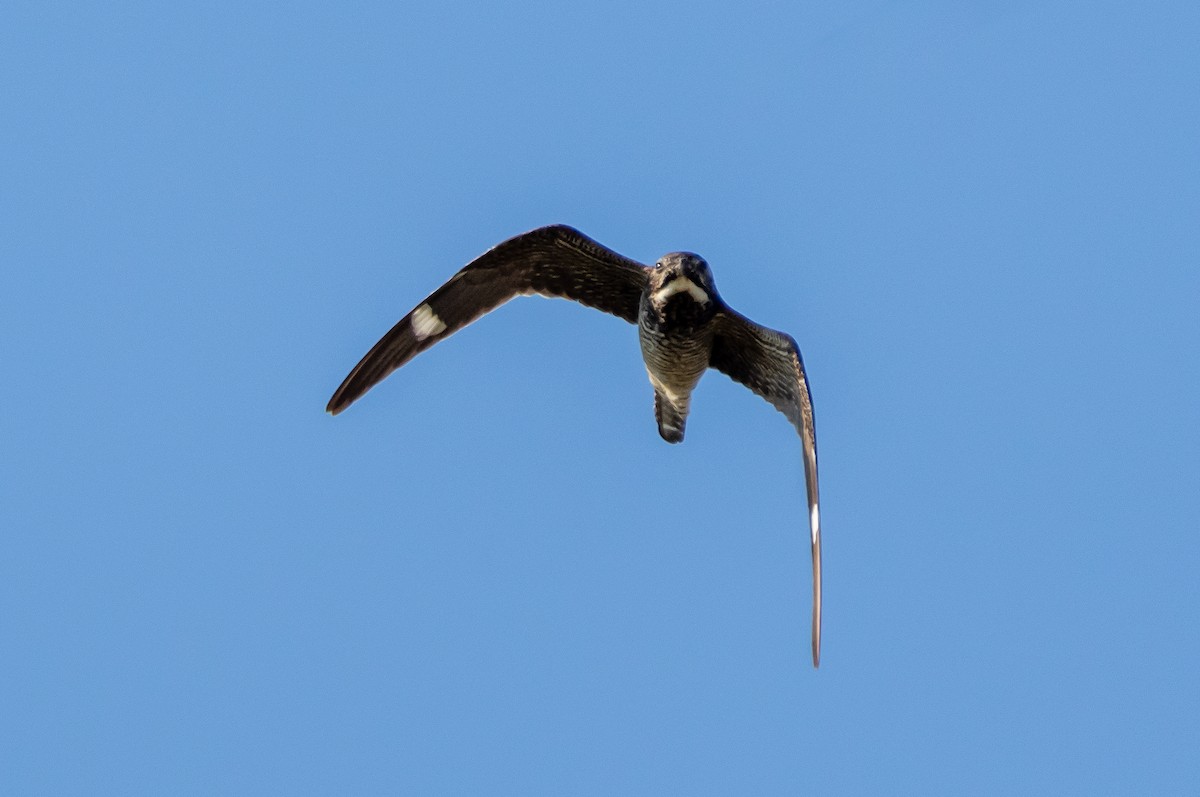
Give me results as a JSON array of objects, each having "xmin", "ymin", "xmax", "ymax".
[
  {"xmin": 327, "ymin": 225, "xmax": 649, "ymax": 415},
  {"xmin": 709, "ymin": 309, "xmax": 823, "ymax": 668}
]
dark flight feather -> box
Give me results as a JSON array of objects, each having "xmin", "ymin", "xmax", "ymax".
[
  {"xmin": 327, "ymin": 225, "xmax": 648, "ymax": 415},
  {"xmin": 710, "ymin": 310, "xmax": 822, "ymax": 667}
]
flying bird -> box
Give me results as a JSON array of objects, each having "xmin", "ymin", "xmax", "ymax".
[{"xmin": 327, "ymin": 225, "xmax": 824, "ymax": 667}]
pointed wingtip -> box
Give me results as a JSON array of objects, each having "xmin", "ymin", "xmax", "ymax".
[
  {"xmin": 811, "ymin": 587, "xmax": 821, "ymax": 668},
  {"xmin": 811, "ymin": 504, "xmax": 822, "ymax": 669},
  {"xmin": 326, "ymin": 379, "xmax": 363, "ymax": 416}
]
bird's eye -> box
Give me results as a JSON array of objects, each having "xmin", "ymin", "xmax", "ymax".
[{"xmin": 654, "ymin": 262, "xmax": 663, "ymax": 270}]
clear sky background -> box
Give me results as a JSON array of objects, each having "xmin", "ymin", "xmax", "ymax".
[{"xmin": 3, "ymin": 1, "xmax": 1198, "ymax": 793}]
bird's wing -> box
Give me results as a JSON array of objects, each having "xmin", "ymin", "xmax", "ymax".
[
  {"xmin": 709, "ymin": 309, "xmax": 822, "ymax": 668},
  {"xmin": 327, "ymin": 225, "xmax": 649, "ymax": 415}
]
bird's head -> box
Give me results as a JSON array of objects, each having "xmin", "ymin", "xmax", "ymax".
[{"xmin": 650, "ymin": 252, "xmax": 715, "ymax": 307}]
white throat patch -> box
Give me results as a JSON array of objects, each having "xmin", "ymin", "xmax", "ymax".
[{"xmin": 652, "ymin": 276, "xmax": 710, "ymax": 306}]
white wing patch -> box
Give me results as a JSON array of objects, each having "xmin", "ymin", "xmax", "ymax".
[
  {"xmin": 652, "ymin": 277, "xmax": 710, "ymax": 306},
  {"xmin": 412, "ymin": 303, "xmax": 447, "ymax": 340}
]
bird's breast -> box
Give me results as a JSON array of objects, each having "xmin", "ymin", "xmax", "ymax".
[{"xmin": 637, "ymin": 296, "xmax": 715, "ymax": 394}]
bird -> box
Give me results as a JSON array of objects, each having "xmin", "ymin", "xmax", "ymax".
[{"xmin": 327, "ymin": 224, "xmax": 824, "ymax": 667}]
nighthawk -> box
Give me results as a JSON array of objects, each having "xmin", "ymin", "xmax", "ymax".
[{"xmin": 327, "ymin": 225, "xmax": 824, "ymax": 667}]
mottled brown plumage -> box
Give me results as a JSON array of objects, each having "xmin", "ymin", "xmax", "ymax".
[{"xmin": 328, "ymin": 225, "xmax": 824, "ymax": 667}]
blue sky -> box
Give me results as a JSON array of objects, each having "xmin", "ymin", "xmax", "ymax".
[{"xmin": 3, "ymin": 1, "xmax": 1198, "ymax": 793}]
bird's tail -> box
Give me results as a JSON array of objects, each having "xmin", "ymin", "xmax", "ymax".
[{"xmin": 654, "ymin": 391, "xmax": 688, "ymax": 444}]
